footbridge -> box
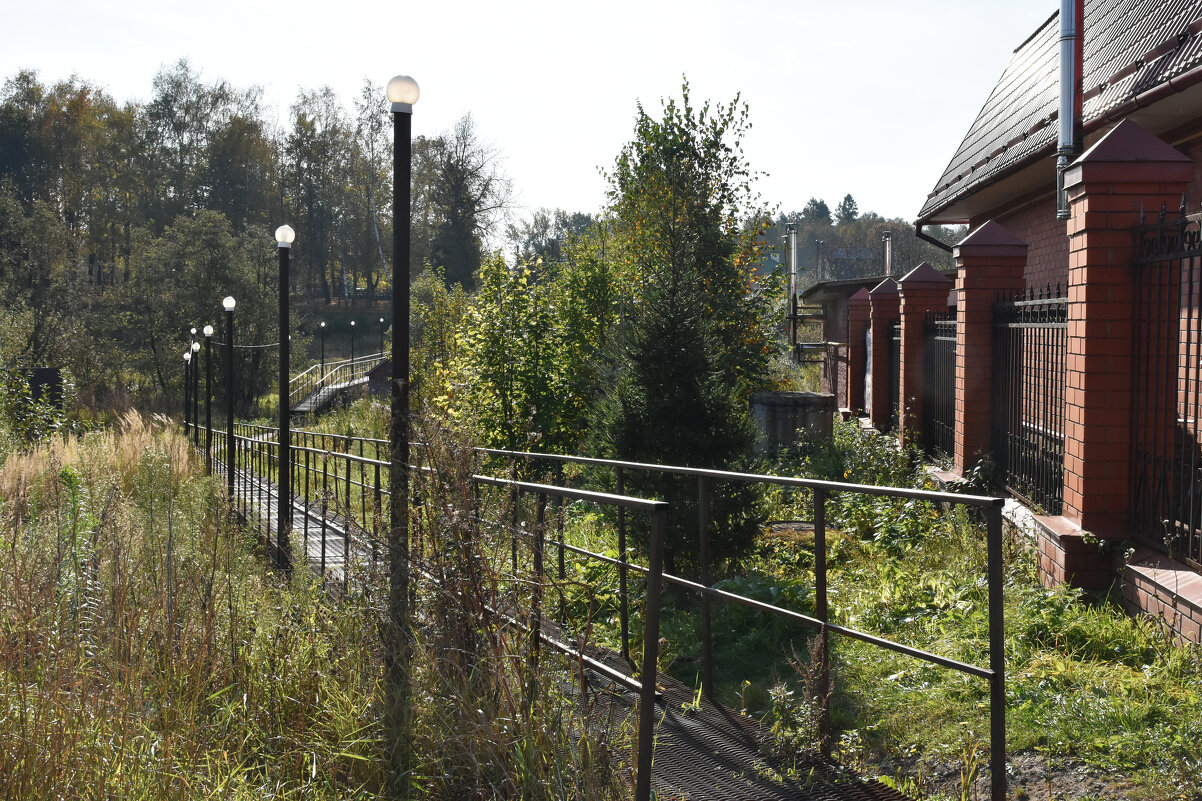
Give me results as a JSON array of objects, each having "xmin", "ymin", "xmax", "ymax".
[{"xmin": 190, "ymin": 420, "xmax": 1008, "ymax": 800}]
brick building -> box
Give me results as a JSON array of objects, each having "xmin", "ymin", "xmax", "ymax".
[{"xmin": 829, "ymin": 0, "xmax": 1202, "ymax": 642}]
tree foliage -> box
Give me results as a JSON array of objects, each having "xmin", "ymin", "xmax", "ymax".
[
  {"xmin": 801, "ymin": 197, "xmax": 832, "ymax": 226},
  {"xmin": 835, "ymin": 193, "xmax": 858, "ymax": 225},
  {"xmin": 505, "ymin": 208, "xmax": 594, "ymax": 266},
  {"xmin": 589, "ymin": 80, "xmax": 772, "ymax": 568},
  {"xmin": 411, "ymin": 115, "xmax": 512, "ymax": 288},
  {"xmin": 0, "ymin": 66, "xmax": 518, "ymax": 412}
]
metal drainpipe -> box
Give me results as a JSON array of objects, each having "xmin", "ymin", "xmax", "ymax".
[
  {"xmin": 1057, "ymin": 0, "xmax": 1085, "ymax": 220},
  {"xmin": 914, "ymin": 222, "xmax": 954, "ymax": 253}
]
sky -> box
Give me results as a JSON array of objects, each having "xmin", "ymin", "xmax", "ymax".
[{"xmin": 2, "ymin": 0, "xmax": 1057, "ymax": 224}]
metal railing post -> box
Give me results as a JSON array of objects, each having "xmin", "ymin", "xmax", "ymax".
[
  {"xmin": 987, "ymin": 502, "xmax": 1007, "ymax": 801},
  {"xmin": 321, "ymin": 454, "xmax": 329, "ymax": 576},
  {"xmin": 344, "ymin": 470, "xmax": 351, "ymax": 595},
  {"xmin": 555, "ymin": 463, "xmax": 566, "ymax": 624},
  {"xmin": 617, "ymin": 466, "xmax": 630, "ymax": 663},
  {"xmin": 814, "ymin": 486, "xmax": 831, "ymax": 755},
  {"xmin": 304, "ymin": 444, "xmax": 310, "ymax": 554},
  {"xmin": 527, "ymin": 492, "xmax": 548, "ymax": 718},
  {"xmin": 635, "ymin": 504, "xmax": 667, "ymax": 801},
  {"xmin": 509, "ymin": 460, "xmax": 520, "ymax": 577},
  {"xmin": 698, "ymin": 476, "xmax": 714, "ymax": 698},
  {"xmin": 374, "ymin": 461, "xmax": 382, "ymax": 567}
]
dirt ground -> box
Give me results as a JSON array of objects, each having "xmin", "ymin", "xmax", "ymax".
[{"xmin": 878, "ymin": 750, "xmax": 1146, "ymax": 800}]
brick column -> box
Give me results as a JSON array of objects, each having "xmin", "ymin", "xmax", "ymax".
[
  {"xmin": 868, "ymin": 278, "xmax": 899, "ymax": 431},
  {"xmin": 952, "ymin": 222, "xmax": 1028, "ymax": 477},
  {"xmin": 1061, "ymin": 120, "xmax": 1193, "ymax": 540},
  {"xmin": 846, "ymin": 288, "xmax": 870, "ymax": 415},
  {"xmin": 898, "ymin": 263, "xmax": 954, "ymax": 447}
]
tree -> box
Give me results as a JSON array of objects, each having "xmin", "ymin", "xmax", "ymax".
[
  {"xmin": 590, "ymin": 80, "xmax": 770, "ymax": 569},
  {"xmin": 411, "ymin": 115, "xmax": 512, "ymax": 288},
  {"xmin": 349, "ymin": 79, "xmax": 392, "ymax": 298},
  {"xmin": 801, "ymin": 197, "xmax": 831, "ymax": 226},
  {"xmin": 505, "ymin": 208, "xmax": 594, "ymax": 266},
  {"xmin": 284, "ymin": 87, "xmax": 350, "ymax": 301},
  {"xmin": 117, "ymin": 210, "xmax": 275, "ymax": 407},
  {"xmin": 835, "ymin": 193, "xmax": 858, "ymax": 225}
]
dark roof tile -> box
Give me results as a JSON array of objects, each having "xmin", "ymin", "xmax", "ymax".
[{"xmin": 919, "ymin": 0, "xmax": 1202, "ymax": 221}]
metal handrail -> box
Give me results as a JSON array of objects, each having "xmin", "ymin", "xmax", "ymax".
[
  {"xmin": 206, "ymin": 421, "xmax": 1010, "ymax": 801},
  {"xmin": 288, "ymin": 351, "xmax": 386, "ymax": 409}
]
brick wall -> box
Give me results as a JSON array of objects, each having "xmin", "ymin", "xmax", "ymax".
[{"xmin": 988, "ymin": 196, "xmax": 1071, "ymax": 290}]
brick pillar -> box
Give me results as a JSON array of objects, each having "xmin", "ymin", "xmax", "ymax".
[
  {"xmin": 898, "ymin": 263, "xmax": 954, "ymax": 447},
  {"xmin": 846, "ymin": 288, "xmax": 870, "ymax": 414},
  {"xmin": 868, "ymin": 278, "xmax": 899, "ymax": 431},
  {"xmin": 952, "ymin": 222, "xmax": 1028, "ymax": 476},
  {"xmin": 1062, "ymin": 120, "xmax": 1193, "ymax": 540}
]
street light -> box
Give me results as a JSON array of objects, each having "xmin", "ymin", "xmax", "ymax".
[
  {"xmin": 204, "ymin": 325, "xmax": 214, "ymax": 474},
  {"xmin": 320, "ymin": 321, "xmax": 327, "ymax": 377},
  {"xmin": 187, "ymin": 324, "xmax": 197, "ymax": 437},
  {"xmin": 386, "ymin": 71, "xmax": 418, "ymax": 789},
  {"xmin": 275, "ymin": 224, "xmax": 295, "ymax": 572},
  {"xmin": 224, "ymin": 296, "xmax": 236, "ymax": 501},
  {"xmin": 349, "ymin": 319, "xmax": 356, "ymax": 364},
  {"xmin": 183, "ymin": 350, "xmax": 192, "ymax": 435},
  {"xmin": 379, "ymin": 317, "xmax": 385, "ymax": 354},
  {"xmin": 191, "ymin": 341, "xmax": 201, "ymax": 446}
]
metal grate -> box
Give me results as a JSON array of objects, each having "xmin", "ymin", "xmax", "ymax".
[
  {"xmin": 923, "ymin": 312, "xmax": 957, "ymax": 460},
  {"xmin": 578, "ymin": 645, "xmax": 915, "ymax": 801},
  {"xmin": 991, "ymin": 287, "xmax": 1067, "ymax": 514},
  {"xmin": 1131, "ymin": 204, "xmax": 1202, "ymax": 568}
]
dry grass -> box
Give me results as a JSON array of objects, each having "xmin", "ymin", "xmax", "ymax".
[
  {"xmin": 0, "ymin": 411, "xmax": 628, "ymax": 800},
  {"xmin": 0, "ymin": 412, "xmax": 383, "ymax": 799}
]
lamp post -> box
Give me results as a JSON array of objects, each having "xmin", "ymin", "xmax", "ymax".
[
  {"xmin": 349, "ymin": 319, "xmax": 356, "ymax": 364},
  {"xmin": 204, "ymin": 325, "xmax": 214, "ymax": 474},
  {"xmin": 183, "ymin": 350, "xmax": 192, "ymax": 435},
  {"xmin": 320, "ymin": 321, "xmax": 327, "ymax": 377},
  {"xmin": 379, "ymin": 317, "xmax": 385, "ymax": 354},
  {"xmin": 387, "ymin": 71, "xmax": 418, "ymax": 791},
  {"xmin": 189, "ymin": 327, "xmax": 197, "ymax": 437},
  {"xmin": 191, "ymin": 340, "xmax": 201, "ymax": 446},
  {"xmin": 224, "ymin": 296, "xmax": 236, "ymax": 501},
  {"xmin": 276, "ymin": 224, "xmax": 295, "ymax": 573}
]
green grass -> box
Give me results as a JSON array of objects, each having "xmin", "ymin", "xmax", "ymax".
[
  {"xmin": 550, "ymin": 421, "xmax": 1202, "ymax": 799},
  {"xmin": 744, "ymin": 426, "xmax": 1202, "ymax": 799}
]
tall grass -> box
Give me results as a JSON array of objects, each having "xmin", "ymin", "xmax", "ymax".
[
  {"xmin": 0, "ymin": 412, "xmax": 628, "ymax": 799},
  {"xmin": 0, "ymin": 412, "xmax": 384, "ymax": 798}
]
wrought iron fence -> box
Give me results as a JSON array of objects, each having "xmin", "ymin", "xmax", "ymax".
[
  {"xmin": 991, "ymin": 286, "xmax": 1067, "ymax": 514},
  {"xmin": 923, "ymin": 311, "xmax": 957, "ymax": 460},
  {"xmin": 1131, "ymin": 204, "xmax": 1202, "ymax": 568}
]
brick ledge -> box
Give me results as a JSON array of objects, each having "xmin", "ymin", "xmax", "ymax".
[{"xmin": 1124, "ymin": 547, "xmax": 1202, "ymax": 617}]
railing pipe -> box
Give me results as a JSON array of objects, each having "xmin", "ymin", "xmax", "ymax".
[
  {"xmin": 814, "ymin": 486, "xmax": 830, "ymax": 755},
  {"xmin": 988, "ymin": 503, "xmax": 1007, "ymax": 801},
  {"xmin": 321, "ymin": 454, "xmax": 329, "ymax": 575},
  {"xmin": 555, "ymin": 463, "xmax": 566, "ymax": 624},
  {"xmin": 527, "ymin": 492, "xmax": 548, "ymax": 717},
  {"xmin": 205, "ymin": 334, "xmax": 212, "ymax": 474},
  {"xmin": 635, "ymin": 504, "xmax": 668, "ymax": 801},
  {"xmin": 617, "ymin": 465, "xmax": 630, "ymax": 663},
  {"xmin": 698, "ymin": 475, "xmax": 714, "ymax": 698}
]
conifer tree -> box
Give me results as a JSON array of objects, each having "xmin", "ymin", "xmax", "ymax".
[{"xmin": 590, "ymin": 80, "xmax": 770, "ymax": 569}]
